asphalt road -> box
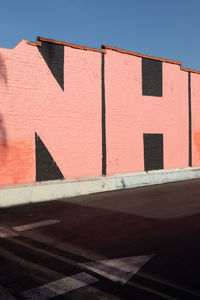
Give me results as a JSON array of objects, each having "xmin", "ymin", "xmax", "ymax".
[{"xmin": 1, "ymin": 179, "xmax": 200, "ymax": 299}]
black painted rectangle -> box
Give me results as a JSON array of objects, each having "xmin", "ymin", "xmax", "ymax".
[
  {"xmin": 143, "ymin": 133, "xmax": 163, "ymax": 171},
  {"xmin": 142, "ymin": 58, "xmax": 162, "ymax": 97},
  {"xmin": 35, "ymin": 132, "xmax": 64, "ymax": 182},
  {"xmin": 38, "ymin": 42, "xmax": 64, "ymax": 90}
]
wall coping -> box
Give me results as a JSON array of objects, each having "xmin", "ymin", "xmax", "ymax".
[{"xmin": 24, "ymin": 36, "xmax": 200, "ymax": 74}]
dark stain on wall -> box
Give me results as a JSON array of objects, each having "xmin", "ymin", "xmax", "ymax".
[
  {"xmin": 142, "ymin": 58, "xmax": 162, "ymax": 97},
  {"xmin": 143, "ymin": 133, "xmax": 163, "ymax": 171},
  {"xmin": 38, "ymin": 42, "xmax": 64, "ymax": 90},
  {"xmin": 35, "ymin": 132, "xmax": 64, "ymax": 181}
]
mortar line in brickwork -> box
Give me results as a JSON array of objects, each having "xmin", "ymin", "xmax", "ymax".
[{"xmin": 101, "ymin": 52, "xmax": 106, "ymax": 175}]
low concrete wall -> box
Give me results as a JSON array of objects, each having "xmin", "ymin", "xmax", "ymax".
[{"xmin": 1, "ymin": 167, "xmax": 200, "ymax": 208}]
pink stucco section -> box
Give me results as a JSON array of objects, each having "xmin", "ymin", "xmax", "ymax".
[
  {"xmin": 105, "ymin": 50, "xmax": 188, "ymax": 175},
  {"xmin": 0, "ymin": 41, "xmax": 102, "ymax": 186},
  {"xmin": 191, "ymin": 73, "xmax": 200, "ymax": 166}
]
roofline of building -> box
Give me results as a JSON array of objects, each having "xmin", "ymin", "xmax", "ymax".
[
  {"xmin": 101, "ymin": 45, "xmax": 182, "ymax": 65},
  {"xmin": 26, "ymin": 36, "xmax": 200, "ymax": 75},
  {"xmin": 36, "ymin": 36, "xmax": 105, "ymax": 53}
]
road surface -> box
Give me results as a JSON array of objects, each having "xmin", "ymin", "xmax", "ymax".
[{"xmin": 0, "ymin": 178, "xmax": 200, "ymax": 299}]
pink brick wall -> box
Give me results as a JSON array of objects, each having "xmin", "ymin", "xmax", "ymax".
[
  {"xmin": 0, "ymin": 40, "xmax": 102, "ymax": 186},
  {"xmin": 191, "ymin": 73, "xmax": 200, "ymax": 166},
  {"xmin": 0, "ymin": 38, "xmax": 199, "ymax": 187},
  {"xmin": 105, "ymin": 49, "xmax": 188, "ymax": 175}
]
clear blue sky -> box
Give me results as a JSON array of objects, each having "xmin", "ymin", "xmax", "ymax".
[{"xmin": 0, "ymin": 0, "xmax": 200, "ymax": 70}]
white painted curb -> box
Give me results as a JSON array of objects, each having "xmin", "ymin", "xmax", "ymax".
[{"xmin": 1, "ymin": 167, "xmax": 200, "ymax": 208}]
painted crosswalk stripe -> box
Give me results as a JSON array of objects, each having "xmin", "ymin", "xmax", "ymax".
[
  {"xmin": 0, "ymin": 227, "xmax": 18, "ymax": 238},
  {"xmin": 22, "ymin": 272, "xmax": 98, "ymax": 300},
  {"xmin": 13, "ymin": 220, "xmax": 60, "ymax": 232}
]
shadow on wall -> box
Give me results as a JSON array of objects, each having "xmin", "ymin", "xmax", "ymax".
[
  {"xmin": 0, "ymin": 54, "xmax": 8, "ymax": 163},
  {"xmin": 0, "ymin": 115, "xmax": 7, "ymax": 147},
  {"xmin": 0, "ymin": 114, "xmax": 8, "ymax": 165},
  {"xmin": 0, "ymin": 53, "xmax": 7, "ymax": 85}
]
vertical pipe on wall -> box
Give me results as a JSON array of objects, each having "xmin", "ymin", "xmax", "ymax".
[
  {"xmin": 101, "ymin": 53, "xmax": 106, "ymax": 175},
  {"xmin": 188, "ymin": 71, "xmax": 192, "ymax": 167}
]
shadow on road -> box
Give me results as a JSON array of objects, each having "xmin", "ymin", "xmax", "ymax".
[{"xmin": 0, "ymin": 184, "xmax": 200, "ymax": 299}]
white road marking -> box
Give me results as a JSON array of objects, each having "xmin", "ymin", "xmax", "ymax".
[
  {"xmin": 79, "ymin": 254, "xmax": 154, "ymax": 284},
  {"xmin": 12, "ymin": 220, "xmax": 60, "ymax": 232},
  {"xmin": 22, "ymin": 272, "xmax": 98, "ymax": 300},
  {"xmin": 22, "ymin": 254, "xmax": 154, "ymax": 299},
  {"xmin": 0, "ymin": 227, "xmax": 18, "ymax": 238}
]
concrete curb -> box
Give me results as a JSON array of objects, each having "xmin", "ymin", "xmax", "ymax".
[
  {"xmin": 0, "ymin": 286, "xmax": 16, "ymax": 299},
  {"xmin": 1, "ymin": 167, "xmax": 200, "ymax": 208}
]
